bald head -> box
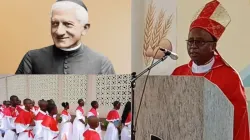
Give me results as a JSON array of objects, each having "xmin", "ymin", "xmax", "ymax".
[{"xmin": 88, "ymin": 116, "xmax": 99, "ymax": 129}]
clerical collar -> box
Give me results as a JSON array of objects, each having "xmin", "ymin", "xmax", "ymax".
[
  {"xmin": 59, "ymin": 43, "xmax": 82, "ymax": 52},
  {"xmin": 192, "ymin": 57, "xmax": 215, "ymax": 73},
  {"xmin": 89, "ymin": 128, "xmax": 98, "ymax": 132}
]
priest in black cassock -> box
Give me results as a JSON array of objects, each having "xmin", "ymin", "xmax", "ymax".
[{"xmin": 15, "ymin": 0, "xmax": 115, "ymax": 74}]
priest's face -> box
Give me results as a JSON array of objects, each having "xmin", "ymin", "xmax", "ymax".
[
  {"xmin": 10, "ymin": 97, "xmax": 19, "ymax": 107},
  {"xmin": 39, "ymin": 101, "xmax": 48, "ymax": 112},
  {"xmin": 24, "ymin": 99, "xmax": 32, "ymax": 111},
  {"xmin": 187, "ymin": 28, "xmax": 217, "ymax": 65},
  {"xmin": 51, "ymin": 8, "xmax": 86, "ymax": 49}
]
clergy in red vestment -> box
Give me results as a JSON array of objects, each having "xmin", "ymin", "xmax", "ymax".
[
  {"xmin": 15, "ymin": 98, "xmax": 35, "ymax": 140},
  {"xmin": 104, "ymin": 101, "xmax": 121, "ymax": 140},
  {"xmin": 41, "ymin": 102, "xmax": 59, "ymax": 140},
  {"xmin": 86, "ymin": 101, "xmax": 102, "ymax": 138},
  {"xmin": 0, "ymin": 101, "xmax": 11, "ymax": 138},
  {"xmin": 34, "ymin": 99, "xmax": 48, "ymax": 140},
  {"xmin": 83, "ymin": 116, "xmax": 101, "ymax": 140},
  {"xmin": 3, "ymin": 95, "xmax": 19, "ymax": 140},
  {"xmin": 72, "ymin": 99, "xmax": 86, "ymax": 140},
  {"xmin": 171, "ymin": 1, "xmax": 249, "ymax": 140}
]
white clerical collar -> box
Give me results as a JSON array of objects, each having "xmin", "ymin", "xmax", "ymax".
[
  {"xmin": 89, "ymin": 128, "xmax": 98, "ymax": 132},
  {"xmin": 192, "ymin": 57, "xmax": 215, "ymax": 73},
  {"xmin": 59, "ymin": 43, "xmax": 82, "ymax": 51}
]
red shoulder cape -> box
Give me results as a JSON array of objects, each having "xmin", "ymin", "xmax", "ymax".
[
  {"xmin": 61, "ymin": 110, "xmax": 69, "ymax": 116},
  {"xmin": 35, "ymin": 111, "xmax": 47, "ymax": 121},
  {"xmin": 15, "ymin": 110, "xmax": 34, "ymax": 125},
  {"xmin": 3, "ymin": 107, "xmax": 17, "ymax": 117},
  {"xmin": 83, "ymin": 130, "xmax": 101, "ymax": 140},
  {"xmin": 106, "ymin": 110, "xmax": 120, "ymax": 122},
  {"xmin": 76, "ymin": 106, "xmax": 84, "ymax": 114},
  {"xmin": 89, "ymin": 108, "xmax": 97, "ymax": 117},
  {"xmin": 41, "ymin": 115, "xmax": 58, "ymax": 132}
]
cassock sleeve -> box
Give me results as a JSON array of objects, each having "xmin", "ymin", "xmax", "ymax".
[
  {"xmin": 101, "ymin": 57, "xmax": 115, "ymax": 74},
  {"xmin": 15, "ymin": 51, "xmax": 32, "ymax": 74},
  {"xmin": 223, "ymin": 71, "xmax": 249, "ymax": 140}
]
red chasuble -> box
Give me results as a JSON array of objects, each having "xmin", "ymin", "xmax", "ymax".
[
  {"xmin": 83, "ymin": 129, "xmax": 101, "ymax": 140},
  {"xmin": 4, "ymin": 107, "xmax": 17, "ymax": 118},
  {"xmin": 106, "ymin": 110, "xmax": 120, "ymax": 122},
  {"xmin": 41, "ymin": 115, "xmax": 59, "ymax": 132},
  {"xmin": 172, "ymin": 55, "xmax": 249, "ymax": 140},
  {"xmin": 35, "ymin": 111, "xmax": 47, "ymax": 121}
]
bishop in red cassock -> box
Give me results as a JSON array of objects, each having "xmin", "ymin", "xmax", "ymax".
[{"xmin": 171, "ymin": 1, "xmax": 249, "ymax": 140}]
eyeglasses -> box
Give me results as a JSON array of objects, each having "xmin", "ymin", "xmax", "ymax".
[{"xmin": 186, "ymin": 40, "xmax": 216, "ymax": 47}]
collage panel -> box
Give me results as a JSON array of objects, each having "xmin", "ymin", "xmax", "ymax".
[
  {"xmin": 0, "ymin": 0, "xmax": 249, "ymax": 139},
  {"xmin": 0, "ymin": 0, "xmax": 131, "ymax": 74},
  {"xmin": 131, "ymin": 0, "xmax": 250, "ymax": 139},
  {"xmin": 0, "ymin": 74, "xmax": 131, "ymax": 140}
]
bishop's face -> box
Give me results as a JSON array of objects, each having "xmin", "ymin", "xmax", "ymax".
[
  {"xmin": 51, "ymin": 8, "xmax": 86, "ymax": 49},
  {"xmin": 187, "ymin": 28, "xmax": 216, "ymax": 65}
]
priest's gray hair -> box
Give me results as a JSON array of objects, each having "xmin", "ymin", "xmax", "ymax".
[{"xmin": 51, "ymin": 1, "xmax": 88, "ymax": 25}]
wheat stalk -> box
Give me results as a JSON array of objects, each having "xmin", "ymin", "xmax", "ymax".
[
  {"xmin": 148, "ymin": 14, "xmax": 173, "ymax": 65},
  {"xmin": 143, "ymin": 1, "xmax": 155, "ymax": 65},
  {"xmin": 155, "ymin": 14, "xmax": 173, "ymax": 47},
  {"xmin": 151, "ymin": 10, "xmax": 165, "ymax": 49}
]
